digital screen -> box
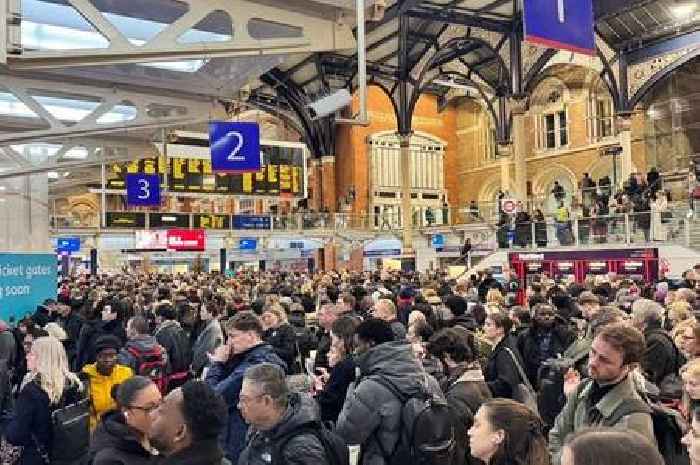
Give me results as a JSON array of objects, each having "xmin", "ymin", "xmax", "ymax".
[
  {"xmin": 105, "ymin": 144, "xmax": 305, "ymax": 198},
  {"xmin": 193, "ymin": 214, "xmax": 230, "ymax": 230},
  {"xmin": 239, "ymin": 238, "xmax": 257, "ymax": 251},
  {"xmin": 150, "ymin": 213, "xmax": 190, "ymax": 229},
  {"xmin": 56, "ymin": 237, "xmax": 80, "ymax": 253},
  {"xmin": 105, "ymin": 212, "xmax": 146, "ymax": 228}
]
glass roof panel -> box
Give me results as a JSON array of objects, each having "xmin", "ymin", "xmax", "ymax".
[
  {"xmin": 30, "ymin": 94, "xmax": 101, "ymax": 122},
  {"xmin": 0, "ymin": 92, "xmax": 39, "ymax": 119},
  {"xmin": 96, "ymin": 103, "xmax": 138, "ymax": 125}
]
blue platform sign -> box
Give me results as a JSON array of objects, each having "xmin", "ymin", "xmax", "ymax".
[
  {"xmin": 432, "ymin": 234, "xmax": 445, "ymax": 249},
  {"xmin": 0, "ymin": 253, "xmax": 56, "ymax": 321},
  {"xmin": 524, "ymin": 0, "xmax": 595, "ymax": 55},
  {"xmin": 126, "ymin": 174, "xmax": 161, "ymax": 206},
  {"xmin": 209, "ymin": 121, "xmax": 261, "ymax": 173},
  {"xmin": 239, "ymin": 238, "xmax": 258, "ymax": 251},
  {"xmin": 56, "ymin": 237, "xmax": 80, "ymax": 253},
  {"xmin": 232, "ymin": 215, "xmax": 271, "ymax": 230}
]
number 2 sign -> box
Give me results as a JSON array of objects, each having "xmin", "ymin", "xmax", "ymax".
[
  {"xmin": 126, "ymin": 174, "xmax": 161, "ymax": 206},
  {"xmin": 209, "ymin": 121, "xmax": 261, "ymax": 173}
]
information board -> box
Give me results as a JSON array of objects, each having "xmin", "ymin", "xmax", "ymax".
[
  {"xmin": 0, "ymin": 253, "xmax": 56, "ymax": 320},
  {"xmin": 105, "ymin": 212, "xmax": 146, "ymax": 228}
]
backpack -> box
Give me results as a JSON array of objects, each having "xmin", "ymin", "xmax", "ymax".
[
  {"xmin": 604, "ymin": 397, "xmax": 689, "ymax": 465},
  {"xmin": 127, "ymin": 344, "xmax": 167, "ymax": 393},
  {"xmin": 35, "ymin": 381, "xmax": 90, "ymax": 465},
  {"xmin": 371, "ymin": 376, "xmax": 456, "ymax": 465},
  {"xmin": 272, "ymin": 420, "xmax": 349, "ymax": 465}
]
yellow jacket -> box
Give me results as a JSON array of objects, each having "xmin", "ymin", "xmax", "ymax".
[{"xmin": 82, "ymin": 364, "xmax": 133, "ymax": 430}]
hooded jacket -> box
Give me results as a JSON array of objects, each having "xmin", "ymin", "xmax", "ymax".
[
  {"xmin": 76, "ymin": 319, "xmax": 127, "ymax": 370},
  {"xmin": 335, "ymin": 341, "xmax": 443, "ymax": 465},
  {"xmin": 205, "ymin": 343, "xmax": 286, "ymax": 464},
  {"xmin": 82, "ymin": 364, "xmax": 134, "ymax": 430},
  {"xmin": 155, "ymin": 320, "xmax": 192, "ymax": 374},
  {"xmin": 89, "ymin": 410, "xmax": 153, "ymax": 465},
  {"xmin": 238, "ymin": 393, "xmax": 330, "ymax": 465},
  {"xmin": 192, "ymin": 319, "xmax": 223, "ymax": 375}
]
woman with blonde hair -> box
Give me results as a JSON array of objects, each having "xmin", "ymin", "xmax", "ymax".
[
  {"xmin": 486, "ymin": 288, "xmax": 505, "ymax": 307},
  {"xmin": 668, "ymin": 300, "xmax": 692, "ymax": 328},
  {"xmin": 5, "ymin": 336, "xmax": 88, "ymax": 465},
  {"xmin": 261, "ymin": 303, "xmax": 297, "ymax": 373}
]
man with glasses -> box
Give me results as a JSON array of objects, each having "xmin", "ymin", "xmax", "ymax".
[
  {"xmin": 205, "ymin": 312, "xmax": 285, "ymax": 464},
  {"xmin": 149, "ymin": 380, "xmax": 229, "ymax": 465},
  {"xmin": 82, "ymin": 335, "xmax": 134, "ymax": 430}
]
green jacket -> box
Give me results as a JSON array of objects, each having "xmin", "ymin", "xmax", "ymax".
[{"xmin": 548, "ymin": 374, "xmax": 654, "ymax": 465}]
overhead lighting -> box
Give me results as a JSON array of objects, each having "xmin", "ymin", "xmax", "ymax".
[
  {"xmin": 670, "ymin": 1, "xmax": 697, "ymax": 18},
  {"xmin": 63, "ymin": 147, "xmax": 88, "ymax": 159},
  {"xmin": 63, "ymin": 171, "xmax": 70, "ymax": 177},
  {"xmin": 0, "ymin": 186, "xmax": 5, "ymax": 191},
  {"xmin": 47, "ymin": 171, "xmax": 59, "ymax": 179}
]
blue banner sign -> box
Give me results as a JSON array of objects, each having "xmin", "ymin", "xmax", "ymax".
[
  {"xmin": 126, "ymin": 173, "xmax": 161, "ymax": 206},
  {"xmin": 0, "ymin": 253, "xmax": 56, "ymax": 321},
  {"xmin": 232, "ymin": 215, "xmax": 271, "ymax": 230},
  {"xmin": 431, "ymin": 234, "xmax": 445, "ymax": 249},
  {"xmin": 524, "ymin": 0, "xmax": 595, "ymax": 55},
  {"xmin": 56, "ymin": 237, "xmax": 80, "ymax": 253},
  {"xmin": 239, "ymin": 238, "xmax": 258, "ymax": 251},
  {"xmin": 209, "ymin": 122, "xmax": 261, "ymax": 173},
  {"xmin": 363, "ymin": 249, "xmax": 402, "ymax": 258}
]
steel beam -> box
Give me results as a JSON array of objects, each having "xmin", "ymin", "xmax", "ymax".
[
  {"xmin": 0, "ymin": 75, "xmax": 225, "ymax": 145},
  {"xmin": 8, "ymin": 0, "xmax": 355, "ymax": 69},
  {"xmin": 407, "ymin": 8, "xmax": 511, "ymax": 32}
]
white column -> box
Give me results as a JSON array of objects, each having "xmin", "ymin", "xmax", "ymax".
[
  {"xmin": 512, "ymin": 98, "xmax": 528, "ymax": 201},
  {"xmin": 617, "ymin": 114, "xmax": 634, "ymax": 184},
  {"xmin": 400, "ymin": 133, "xmax": 414, "ymax": 253}
]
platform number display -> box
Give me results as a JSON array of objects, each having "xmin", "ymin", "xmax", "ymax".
[
  {"xmin": 523, "ymin": 0, "xmax": 595, "ymax": 55},
  {"xmin": 209, "ymin": 121, "xmax": 261, "ymax": 173},
  {"xmin": 126, "ymin": 173, "xmax": 161, "ymax": 206}
]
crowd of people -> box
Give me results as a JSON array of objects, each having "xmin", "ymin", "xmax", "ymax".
[
  {"xmin": 0, "ymin": 265, "xmax": 700, "ymax": 465},
  {"xmin": 494, "ymin": 168, "xmax": 673, "ymax": 248}
]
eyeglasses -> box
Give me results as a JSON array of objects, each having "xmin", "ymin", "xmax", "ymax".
[{"xmin": 128, "ymin": 401, "xmax": 162, "ymax": 414}]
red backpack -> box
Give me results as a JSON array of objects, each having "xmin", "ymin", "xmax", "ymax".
[{"xmin": 127, "ymin": 345, "xmax": 167, "ymax": 393}]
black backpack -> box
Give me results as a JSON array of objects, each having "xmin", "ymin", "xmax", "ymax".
[
  {"xmin": 35, "ymin": 381, "xmax": 90, "ymax": 465},
  {"xmin": 372, "ymin": 377, "xmax": 456, "ymax": 465},
  {"xmin": 272, "ymin": 420, "xmax": 349, "ymax": 465},
  {"xmin": 604, "ymin": 397, "xmax": 689, "ymax": 465}
]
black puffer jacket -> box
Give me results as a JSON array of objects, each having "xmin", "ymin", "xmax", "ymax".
[
  {"xmin": 516, "ymin": 324, "xmax": 575, "ymax": 387},
  {"xmin": 484, "ymin": 334, "xmax": 524, "ymax": 399},
  {"xmin": 89, "ymin": 410, "xmax": 153, "ymax": 465},
  {"xmin": 335, "ymin": 341, "xmax": 444, "ymax": 465},
  {"xmin": 265, "ymin": 324, "xmax": 298, "ymax": 374},
  {"xmin": 238, "ymin": 393, "xmax": 330, "ymax": 465}
]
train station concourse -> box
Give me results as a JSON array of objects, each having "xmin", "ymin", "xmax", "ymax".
[{"xmin": 0, "ymin": 0, "xmax": 698, "ymax": 290}]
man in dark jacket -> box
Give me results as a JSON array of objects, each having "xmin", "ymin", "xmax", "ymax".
[
  {"xmin": 335, "ymin": 318, "xmax": 443, "ymax": 465},
  {"xmin": 238, "ymin": 363, "xmax": 331, "ymax": 465},
  {"xmin": 118, "ymin": 316, "xmax": 166, "ymax": 380},
  {"xmin": 483, "ymin": 312, "xmax": 524, "ymax": 399},
  {"xmin": 371, "ymin": 298, "xmax": 406, "ymax": 341},
  {"xmin": 205, "ymin": 312, "xmax": 286, "ymax": 464},
  {"xmin": 516, "ymin": 303, "xmax": 575, "ymax": 387},
  {"xmin": 154, "ymin": 304, "xmax": 192, "ymax": 389},
  {"xmin": 54, "ymin": 302, "xmax": 83, "ymax": 370},
  {"xmin": 314, "ymin": 302, "xmax": 339, "ymax": 371},
  {"xmin": 631, "ymin": 299, "xmax": 678, "ymax": 388},
  {"xmin": 149, "ymin": 380, "xmax": 230, "ymax": 465},
  {"xmin": 428, "ymin": 328, "xmax": 492, "ymax": 465},
  {"xmin": 76, "ymin": 303, "xmax": 127, "ymax": 370}
]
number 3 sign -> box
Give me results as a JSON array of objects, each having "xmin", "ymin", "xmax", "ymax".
[
  {"xmin": 209, "ymin": 121, "xmax": 261, "ymax": 173},
  {"xmin": 126, "ymin": 174, "xmax": 161, "ymax": 206}
]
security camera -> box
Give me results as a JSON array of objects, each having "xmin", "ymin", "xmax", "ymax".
[{"xmin": 306, "ymin": 89, "xmax": 352, "ymax": 119}]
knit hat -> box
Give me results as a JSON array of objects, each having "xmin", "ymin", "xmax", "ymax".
[{"xmin": 94, "ymin": 335, "xmax": 122, "ymax": 354}]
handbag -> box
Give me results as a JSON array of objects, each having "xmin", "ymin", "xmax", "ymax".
[
  {"xmin": 503, "ymin": 348, "xmax": 540, "ymax": 416},
  {"xmin": 0, "ymin": 437, "xmax": 22, "ymax": 465}
]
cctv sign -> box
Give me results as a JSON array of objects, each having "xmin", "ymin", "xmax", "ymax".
[{"xmin": 209, "ymin": 121, "xmax": 262, "ymax": 173}]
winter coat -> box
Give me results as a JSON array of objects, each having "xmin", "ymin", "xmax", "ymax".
[
  {"xmin": 642, "ymin": 324, "xmax": 679, "ymax": 387},
  {"xmin": 483, "ymin": 335, "xmax": 524, "ymax": 399},
  {"xmin": 56, "ymin": 311, "xmax": 83, "ymax": 370},
  {"xmin": 4, "ymin": 379, "xmax": 86, "ymax": 465},
  {"xmin": 205, "ymin": 343, "xmax": 286, "ymax": 464},
  {"xmin": 335, "ymin": 341, "xmax": 444, "ymax": 465},
  {"xmin": 444, "ymin": 365, "xmax": 492, "ymax": 465},
  {"xmin": 117, "ymin": 335, "xmax": 166, "ymax": 375},
  {"xmin": 238, "ymin": 393, "xmax": 330, "ymax": 465},
  {"xmin": 163, "ymin": 439, "xmax": 231, "ymax": 465},
  {"xmin": 76, "ymin": 319, "xmax": 127, "ymax": 370},
  {"xmin": 548, "ymin": 375, "xmax": 654, "ymax": 465},
  {"xmin": 314, "ymin": 330, "xmax": 332, "ymax": 371},
  {"xmin": 154, "ymin": 320, "xmax": 192, "ymax": 374},
  {"xmin": 389, "ymin": 320, "xmax": 407, "ymax": 341},
  {"xmin": 315, "ymin": 356, "xmax": 356, "ymax": 423},
  {"xmin": 0, "ymin": 321, "xmax": 17, "ymax": 368},
  {"xmin": 265, "ymin": 323, "xmax": 298, "ymax": 374},
  {"xmin": 81, "ymin": 364, "xmax": 134, "ymax": 430},
  {"xmin": 516, "ymin": 324, "xmax": 575, "ymax": 387},
  {"xmin": 89, "ymin": 410, "xmax": 153, "ymax": 465},
  {"xmin": 191, "ymin": 319, "xmax": 223, "ymax": 375}
]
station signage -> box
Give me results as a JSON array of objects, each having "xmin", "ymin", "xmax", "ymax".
[
  {"xmin": 209, "ymin": 122, "xmax": 262, "ymax": 173},
  {"xmin": 105, "ymin": 212, "xmax": 146, "ymax": 228},
  {"xmin": 232, "ymin": 215, "xmax": 271, "ymax": 230},
  {"xmin": 0, "ymin": 253, "xmax": 56, "ymax": 320},
  {"xmin": 193, "ymin": 214, "xmax": 230, "ymax": 230},
  {"xmin": 166, "ymin": 229, "xmax": 206, "ymax": 251},
  {"xmin": 56, "ymin": 237, "xmax": 80, "ymax": 253},
  {"xmin": 126, "ymin": 173, "xmax": 161, "ymax": 207},
  {"xmin": 150, "ymin": 213, "xmax": 190, "ymax": 229},
  {"xmin": 524, "ymin": 0, "xmax": 595, "ymax": 55}
]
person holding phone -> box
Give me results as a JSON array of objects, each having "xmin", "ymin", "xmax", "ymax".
[{"xmin": 76, "ymin": 300, "xmax": 127, "ymax": 370}]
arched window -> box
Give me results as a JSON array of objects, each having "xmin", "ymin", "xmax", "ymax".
[
  {"xmin": 531, "ymin": 79, "xmax": 570, "ymax": 151},
  {"xmin": 588, "ymin": 79, "xmax": 616, "ymax": 141}
]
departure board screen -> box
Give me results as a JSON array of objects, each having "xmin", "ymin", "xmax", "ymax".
[{"xmin": 105, "ymin": 142, "xmax": 306, "ymax": 198}]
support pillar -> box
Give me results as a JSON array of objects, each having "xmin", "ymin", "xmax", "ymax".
[
  {"xmin": 321, "ymin": 155, "xmax": 337, "ymax": 211},
  {"xmin": 498, "ymin": 145, "xmax": 511, "ymax": 195},
  {"xmin": 511, "ymin": 98, "xmax": 528, "ymax": 201},
  {"xmin": 617, "ymin": 114, "xmax": 634, "ymax": 185},
  {"xmin": 309, "ymin": 158, "xmax": 322, "ymax": 211},
  {"xmin": 399, "ymin": 133, "xmax": 414, "ymax": 253}
]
